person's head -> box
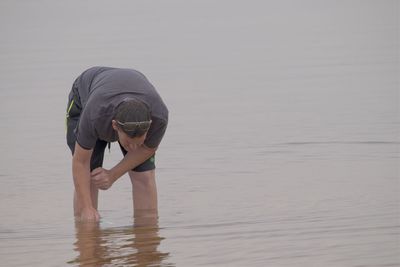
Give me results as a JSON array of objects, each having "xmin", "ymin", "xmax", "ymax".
[{"xmin": 112, "ymin": 98, "xmax": 152, "ymax": 151}]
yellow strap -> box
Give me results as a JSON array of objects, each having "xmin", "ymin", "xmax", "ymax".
[
  {"xmin": 67, "ymin": 99, "xmax": 75, "ymax": 114},
  {"xmin": 65, "ymin": 99, "xmax": 75, "ymax": 131}
]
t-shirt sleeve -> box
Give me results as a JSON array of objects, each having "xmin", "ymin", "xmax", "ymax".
[
  {"xmin": 144, "ymin": 116, "xmax": 168, "ymax": 149},
  {"xmin": 75, "ymin": 109, "xmax": 97, "ymax": 150}
]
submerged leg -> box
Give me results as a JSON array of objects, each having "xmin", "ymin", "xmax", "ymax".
[{"xmin": 129, "ymin": 170, "xmax": 158, "ymax": 218}]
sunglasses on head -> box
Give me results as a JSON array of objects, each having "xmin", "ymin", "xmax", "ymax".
[{"xmin": 116, "ymin": 120, "xmax": 152, "ymax": 132}]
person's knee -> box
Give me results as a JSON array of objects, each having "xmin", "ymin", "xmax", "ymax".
[{"xmin": 129, "ymin": 170, "xmax": 155, "ymax": 187}]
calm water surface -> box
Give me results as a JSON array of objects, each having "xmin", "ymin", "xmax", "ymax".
[{"xmin": 0, "ymin": 1, "xmax": 399, "ymax": 266}]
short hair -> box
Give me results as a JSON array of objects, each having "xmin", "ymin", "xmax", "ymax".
[{"xmin": 114, "ymin": 98, "xmax": 151, "ymax": 137}]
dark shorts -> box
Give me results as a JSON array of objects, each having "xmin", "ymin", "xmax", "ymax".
[{"xmin": 65, "ymin": 88, "xmax": 155, "ymax": 172}]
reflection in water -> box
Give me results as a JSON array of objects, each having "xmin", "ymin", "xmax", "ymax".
[{"xmin": 68, "ymin": 213, "xmax": 172, "ymax": 266}]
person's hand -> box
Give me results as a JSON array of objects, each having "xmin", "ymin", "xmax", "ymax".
[
  {"xmin": 91, "ymin": 167, "xmax": 115, "ymax": 190},
  {"xmin": 76, "ymin": 206, "xmax": 100, "ymax": 223}
]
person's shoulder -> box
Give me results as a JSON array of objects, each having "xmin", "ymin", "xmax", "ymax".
[
  {"xmin": 85, "ymin": 66, "xmax": 115, "ymax": 72},
  {"xmin": 75, "ymin": 66, "xmax": 114, "ymax": 84},
  {"xmin": 84, "ymin": 66, "xmax": 116, "ymax": 77}
]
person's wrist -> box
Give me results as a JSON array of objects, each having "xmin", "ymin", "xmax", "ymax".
[
  {"xmin": 81, "ymin": 204, "xmax": 94, "ymax": 210},
  {"xmin": 109, "ymin": 168, "xmax": 119, "ymax": 183},
  {"xmin": 79, "ymin": 197, "xmax": 93, "ymax": 210}
]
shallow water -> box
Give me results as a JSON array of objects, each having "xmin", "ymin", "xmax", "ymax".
[{"xmin": 0, "ymin": 1, "xmax": 399, "ymax": 266}]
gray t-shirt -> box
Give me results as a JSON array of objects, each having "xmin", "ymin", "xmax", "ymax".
[{"xmin": 72, "ymin": 66, "xmax": 168, "ymax": 149}]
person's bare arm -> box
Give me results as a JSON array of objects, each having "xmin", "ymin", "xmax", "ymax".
[
  {"xmin": 72, "ymin": 142, "xmax": 99, "ymax": 222},
  {"xmin": 111, "ymin": 145, "xmax": 156, "ymax": 180},
  {"xmin": 90, "ymin": 145, "xmax": 156, "ymax": 190}
]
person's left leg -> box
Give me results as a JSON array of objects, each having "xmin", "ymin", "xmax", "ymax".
[
  {"xmin": 129, "ymin": 170, "xmax": 158, "ymax": 214},
  {"xmin": 118, "ymin": 142, "xmax": 158, "ymax": 216}
]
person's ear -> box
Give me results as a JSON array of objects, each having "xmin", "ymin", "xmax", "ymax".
[{"xmin": 111, "ymin": 120, "xmax": 118, "ymax": 131}]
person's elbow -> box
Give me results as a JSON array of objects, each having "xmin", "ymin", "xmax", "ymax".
[
  {"xmin": 72, "ymin": 154, "xmax": 90, "ymax": 168},
  {"xmin": 72, "ymin": 142, "xmax": 93, "ymax": 170},
  {"xmin": 142, "ymin": 144, "xmax": 157, "ymax": 155}
]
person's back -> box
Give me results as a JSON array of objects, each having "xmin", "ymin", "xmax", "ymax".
[{"xmin": 68, "ymin": 66, "xmax": 168, "ymax": 149}]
